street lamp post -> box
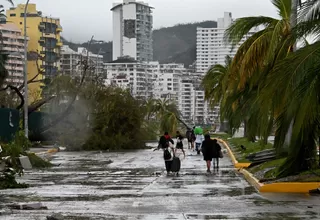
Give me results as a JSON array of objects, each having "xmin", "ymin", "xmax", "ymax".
[{"xmin": 23, "ymin": 0, "xmax": 30, "ymax": 138}]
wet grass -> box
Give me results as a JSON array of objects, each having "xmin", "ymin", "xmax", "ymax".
[{"xmin": 211, "ymin": 133, "xmax": 232, "ymax": 140}]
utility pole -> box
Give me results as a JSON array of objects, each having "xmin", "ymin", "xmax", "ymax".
[{"xmin": 23, "ymin": 0, "xmax": 30, "ymax": 138}]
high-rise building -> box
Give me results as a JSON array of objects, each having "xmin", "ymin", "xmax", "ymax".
[
  {"xmin": 0, "ymin": 23, "xmax": 25, "ymax": 87},
  {"xmin": 60, "ymin": 45, "xmax": 81, "ymax": 77},
  {"xmin": 6, "ymin": 4, "xmax": 63, "ymax": 102},
  {"xmin": 153, "ymin": 63, "xmax": 186, "ymax": 103},
  {"xmin": 196, "ymin": 12, "xmax": 255, "ymax": 73},
  {"xmin": 104, "ymin": 57, "xmax": 154, "ymax": 99},
  {"xmin": 111, "ymin": 0, "xmax": 153, "ymax": 62},
  {"xmin": 60, "ymin": 46, "xmax": 105, "ymax": 80}
]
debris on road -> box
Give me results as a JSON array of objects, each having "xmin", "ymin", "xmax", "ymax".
[
  {"xmin": 46, "ymin": 213, "xmax": 64, "ymax": 220},
  {"xmin": 8, "ymin": 202, "xmax": 48, "ymax": 210}
]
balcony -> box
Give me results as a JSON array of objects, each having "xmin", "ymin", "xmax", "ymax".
[
  {"xmin": 39, "ymin": 24, "xmax": 45, "ymax": 30},
  {"xmin": 56, "ymin": 25, "xmax": 62, "ymax": 32},
  {"xmin": 56, "ymin": 41, "xmax": 63, "ymax": 47},
  {"xmin": 43, "ymin": 33, "xmax": 56, "ymax": 39}
]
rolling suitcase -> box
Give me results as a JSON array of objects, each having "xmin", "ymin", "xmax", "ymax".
[{"xmin": 171, "ymin": 156, "xmax": 181, "ymax": 172}]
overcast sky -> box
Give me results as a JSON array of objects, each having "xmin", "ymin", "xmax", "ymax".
[{"xmin": 4, "ymin": 0, "xmax": 278, "ymax": 43}]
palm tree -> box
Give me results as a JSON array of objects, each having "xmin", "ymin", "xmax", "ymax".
[
  {"xmin": 222, "ymin": 0, "xmax": 295, "ymax": 143},
  {"xmin": 202, "ymin": 56, "xmax": 231, "ymax": 106},
  {"xmin": 154, "ymin": 98, "xmax": 179, "ymax": 134},
  {"xmin": 255, "ymin": 0, "xmax": 320, "ymax": 176},
  {"xmin": 220, "ymin": 0, "xmax": 319, "ymax": 175}
]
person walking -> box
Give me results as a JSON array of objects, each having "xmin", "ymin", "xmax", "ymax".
[
  {"xmin": 175, "ymin": 131, "xmax": 186, "ymax": 158},
  {"xmin": 186, "ymin": 128, "xmax": 193, "ymax": 149},
  {"xmin": 157, "ymin": 132, "xmax": 174, "ymax": 175},
  {"xmin": 195, "ymin": 133, "xmax": 204, "ymax": 155},
  {"xmin": 201, "ymin": 134, "xmax": 214, "ymax": 173},
  {"xmin": 212, "ymin": 139, "xmax": 222, "ymax": 169},
  {"xmin": 191, "ymin": 128, "xmax": 196, "ymax": 151}
]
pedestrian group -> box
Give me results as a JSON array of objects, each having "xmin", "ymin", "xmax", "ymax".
[{"xmin": 157, "ymin": 127, "xmax": 223, "ymax": 175}]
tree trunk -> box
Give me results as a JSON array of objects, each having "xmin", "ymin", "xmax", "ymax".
[
  {"xmin": 284, "ymin": 0, "xmax": 298, "ymax": 146},
  {"xmin": 278, "ymin": 124, "xmax": 317, "ymax": 178},
  {"xmin": 244, "ymin": 119, "xmax": 256, "ymax": 142}
]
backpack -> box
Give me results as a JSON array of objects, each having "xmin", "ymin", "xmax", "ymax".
[{"xmin": 163, "ymin": 148, "xmax": 172, "ymax": 160}]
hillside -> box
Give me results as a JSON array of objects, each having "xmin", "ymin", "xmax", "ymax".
[
  {"xmin": 62, "ymin": 20, "xmax": 217, "ymax": 67},
  {"xmin": 153, "ymin": 21, "xmax": 217, "ymax": 66}
]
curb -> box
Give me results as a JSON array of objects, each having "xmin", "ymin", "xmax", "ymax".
[
  {"xmin": 217, "ymin": 137, "xmax": 320, "ymax": 193},
  {"xmin": 240, "ymin": 168, "xmax": 263, "ymax": 191},
  {"xmin": 217, "ymin": 138, "xmax": 251, "ymax": 169}
]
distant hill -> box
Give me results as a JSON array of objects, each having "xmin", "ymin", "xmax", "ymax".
[
  {"xmin": 153, "ymin": 21, "xmax": 217, "ymax": 66},
  {"xmin": 62, "ymin": 20, "xmax": 217, "ymax": 67}
]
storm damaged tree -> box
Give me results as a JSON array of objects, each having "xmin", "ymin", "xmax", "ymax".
[{"xmin": 0, "ymin": 35, "xmax": 96, "ymax": 137}]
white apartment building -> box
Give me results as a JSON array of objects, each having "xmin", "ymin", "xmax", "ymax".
[
  {"xmin": 103, "ymin": 59, "xmax": 218, "ymax": 127},
  {"xmin": 0, "ymin": 23, "xmax": 25, "ymax": 87},
  {"xmin": 178, "ymin": 73, "xmax": 219, "ymax": 127},
  {"xmin": 111, "ymin": 0, "xmax": 153, "ymax": 62},
  {"xmin": 78, "ymin": 47, "xmax": 104, "ymax": 78},
  {"xmin": 179, "ymin": 78, "xmax": 195, "ymax": 125},
  {"xmin": 104, "ymin": 57, "xmax": 154, "ymax": 99},
  {"xmin": 193, "ymin": 12, "xmax": 256, "ymax": 127},
  {"xmin": 196, "ymin": 12, "xmax": 255, "ymax": 73},
  {"xmin": 153, "ymin": 63, "xmax": 186, "ymax": 104},
  {"xmin": 60, "ymin": 46, "xmax": 104, "ymax": 78},
  {"xmin": 60, "ymin": 45, "xmax": 81, "ymax": 76}
]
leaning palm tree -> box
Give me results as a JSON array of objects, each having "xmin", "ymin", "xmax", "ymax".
[
  {"xmin": 262, "ymin": 41, "xmax": 320, "ymax": 176},
  {"xmin": 223, "ymin": 0, "xmax": 296, "ymax": 144},
  {"xmin": 223, "ymin": 0, "xmax": 320, "ymax": 176},
  {"xmin": 202, "ymin": 55, "xmax": 231, "ymax": 107},
  {"xmin": 257, "ymin": 0, "xmax": 320, "ymax": 176}
]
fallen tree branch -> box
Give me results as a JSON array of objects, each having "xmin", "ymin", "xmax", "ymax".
[
  {"xmin": 28, "ymin": 95, "xmax": 56, "ymax": 114},
  {"xmin": 39, "ymin": 36, "xmax": 95, "ymax": 133},
  {"xmin": 0, "ymin": 84, "xmax": 24, "ymax": 110}
]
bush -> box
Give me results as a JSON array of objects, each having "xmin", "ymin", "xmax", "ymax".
[
  {"xmin": 27, "ymin": 153, "xmax": 52, "ymax": 168},
  {"xmin": 0, "ymin": 173, "xmax": 28, "ymax": 190}
]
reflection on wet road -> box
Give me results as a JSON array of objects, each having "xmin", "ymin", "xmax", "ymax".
[{"xmin": 0, "ymin": 148, "xmax": 319, "ymax": 219}]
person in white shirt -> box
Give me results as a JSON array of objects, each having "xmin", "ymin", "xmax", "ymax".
[{"xmin": 195, "ymin": 134, "xmax": 204, "ymax": 155}]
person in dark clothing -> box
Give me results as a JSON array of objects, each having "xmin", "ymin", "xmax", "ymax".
[
  {"xmin": 158, "ymin": 132, "xmax": 174, "ymax": 149},
  {"xmin": 186, "ymin": 129, "xmax": 192, "ymax": 149},
  {"xmin": 158, "ymin": 132, "xmax": 174, "ymax": 174},
  {"xmin": 175, "ymin": 131, "xmax": 186, "ymax": 158},
  {"xmin": 191, "ymin": 127, "xmax": 196, "ymax": 150},
  {"xmin": 212, "ymin": 139, "xmax": 222, "ymax": 169},
  {"xmin": 201, "ymin": 134, "xmax": 214, "ymax": 173}
]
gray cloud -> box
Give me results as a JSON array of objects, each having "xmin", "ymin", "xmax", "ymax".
[{"xmin": 5, "ymin": 0, "xmax": 278, "ymax": 42}]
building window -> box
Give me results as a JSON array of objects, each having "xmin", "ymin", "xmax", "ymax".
[{"xmin": 10, "ymin": 13, "xmax": 16, "ymax": 17}]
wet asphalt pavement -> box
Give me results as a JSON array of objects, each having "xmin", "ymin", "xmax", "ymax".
[{"xmin": 0, "ymin": 145, "xmax": 320, "ymax": 219}]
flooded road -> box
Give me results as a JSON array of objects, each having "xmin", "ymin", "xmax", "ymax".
[{"xmin": 0, "ymin": 147, "xmax": 319, "ymax": 219}]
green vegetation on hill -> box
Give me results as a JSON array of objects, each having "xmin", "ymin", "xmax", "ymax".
[
  {"xmin": 153, "ymin": 21, "xmax": 217, "ymax": 66},
  {"xmin": 62, "ymin": 20, "xmax": 217, "ymax": 67}
]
